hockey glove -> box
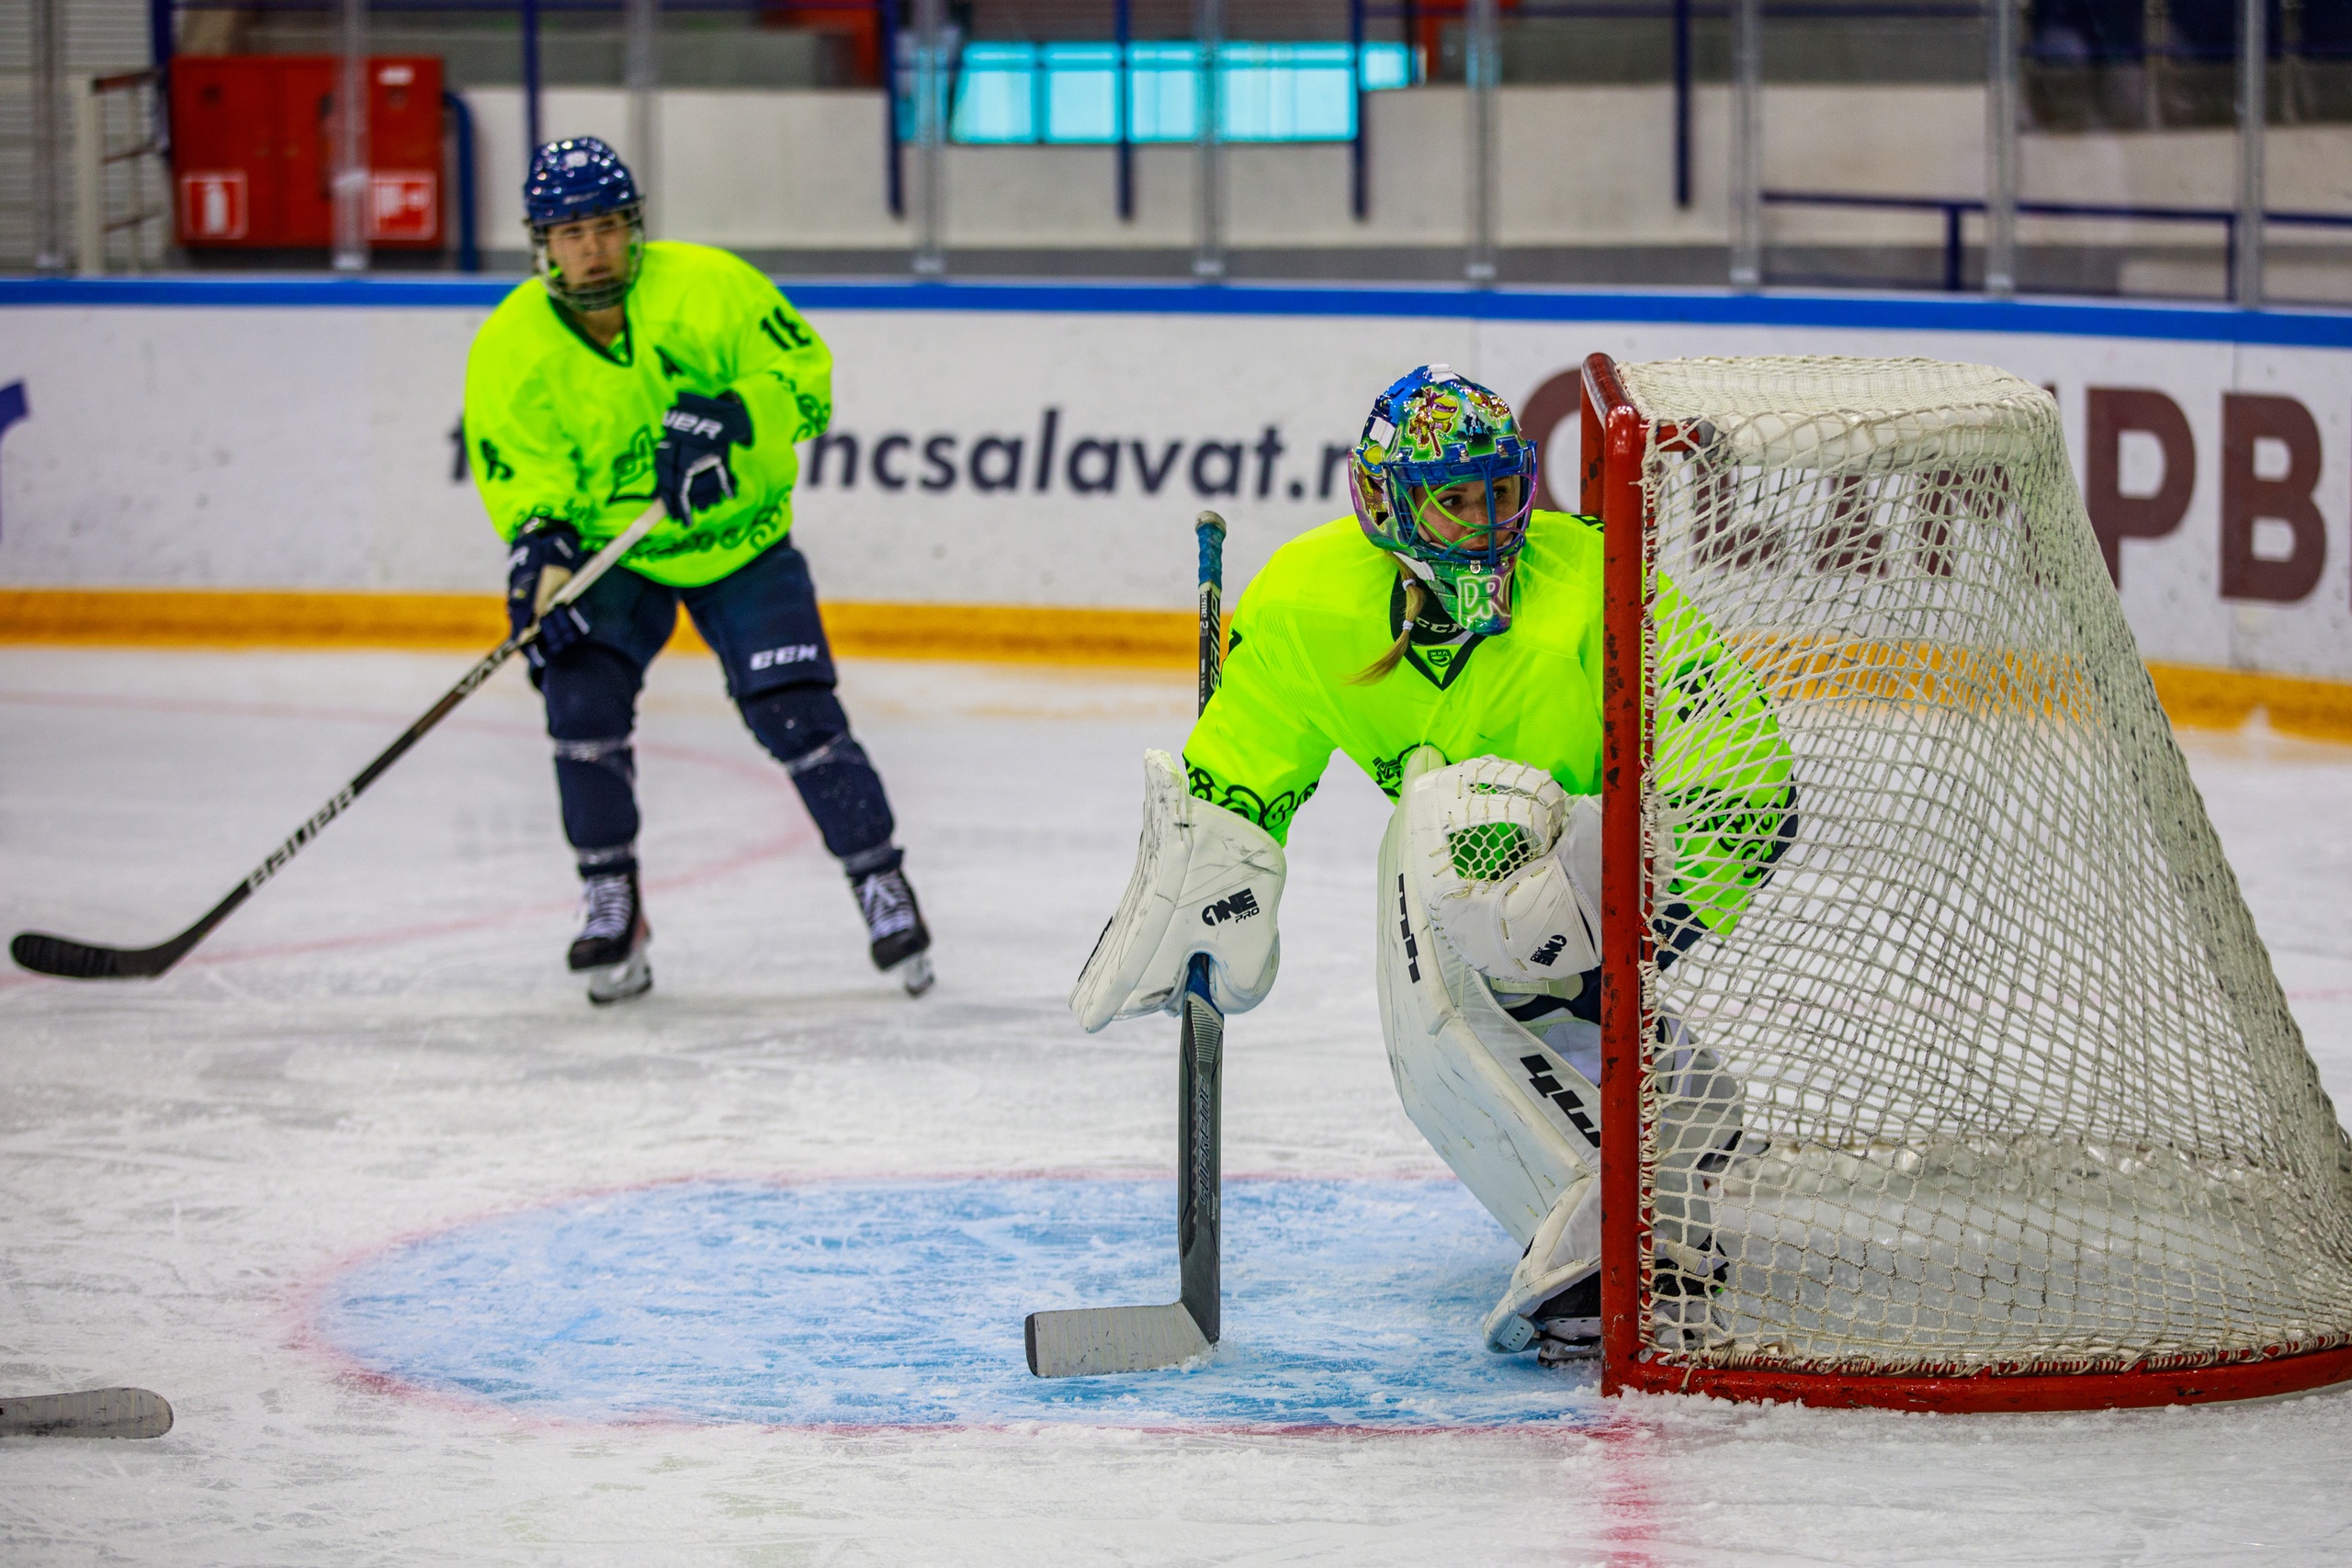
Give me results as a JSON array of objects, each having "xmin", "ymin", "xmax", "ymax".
[
  {"xmin": 1408, "ymin": 757, "xmax": 1602, "ymax": 989},
  {"xmin": 506, "ymin": 518, "xmax": 590, "ymax": 670},
  {"xmin": 654, "ymin": 391, "xmax": 754, "ymax": 523},
  {"xmin": 1069, "ymin": 749, "xmax": 1285, "ymax": 1029}
]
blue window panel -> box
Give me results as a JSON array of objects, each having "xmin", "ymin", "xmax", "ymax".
[
  {"xmin": 914, "ymin": 40, "xmax": 1419, "ymax": 147},
  {"xmin": 1361, "ymin": 42, "xmax": 1415, "ymax": 90},
  {"xmin": 953, "ymin": 42, "xmax": 1039, "ymax": 143},
  {"xmin": 1043, "ymin": 42, "xmax": 1121, "ymax": 143},
  {"xmin": 1221, "ymin": 43, "xmax": 1354, "ymax": 141},
  {"xmin": 1129, "ymin": 43, "xmax": 1203, "ymax": 143}
]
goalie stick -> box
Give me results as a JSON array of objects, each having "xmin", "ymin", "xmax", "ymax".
[
  {"xmin": 0, "ymin": 1387, "xmax": 174, "ymax": 1439},
  {"xmin": 9, "ymin": 502, "xmax": 667, "ymax": 981},
  {"xmin": 1025, "ymin": 511, "xmax": 1229, "ymax": 1378}
]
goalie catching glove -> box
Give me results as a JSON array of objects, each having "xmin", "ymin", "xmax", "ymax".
[
  {"xmin": 1406, "ymin": 757, "xmax": 1602, "ymax": 989},
  {"xmin": 1070, "ymin": 749, "xmax": 1285, "ymax": 1029}
]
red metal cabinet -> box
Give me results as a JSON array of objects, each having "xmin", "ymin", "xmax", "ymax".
[{"xmin": 173, "ymin": 56, "xmax": 445, "ymax": 250}]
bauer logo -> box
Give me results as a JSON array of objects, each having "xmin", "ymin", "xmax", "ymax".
[
  {"xmin": 1529, "ymin": 934, "xmax": 1568, "ymax": 966},
  {"xmin": 1201, "ymin": 888, "xmax": 1261, "ymax": 926},
  {"xmin": 748, "ymin": 643, "xmax": 822, "ymax": 671}
]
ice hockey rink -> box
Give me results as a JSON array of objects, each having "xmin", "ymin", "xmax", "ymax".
[{"xmin": 2, "ymin": 641, "xmax": 2349, "ymax": 1565}]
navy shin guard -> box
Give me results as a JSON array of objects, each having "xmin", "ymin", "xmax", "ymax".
[
  {"xmin": 738, "ymin": 685, "xmax": 896, "ymax": 866},
  {"xmin": 545, "ymin": 646, "xmax": 643, "ymax": 876}
]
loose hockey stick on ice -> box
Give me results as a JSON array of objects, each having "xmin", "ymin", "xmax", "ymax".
[
  {"xmin": 0, "ymin": 1387, "xmax": 174, "ymax": 1438},
  {"xmin": 9, "ymin": 503, "xmax": 667, "ymax": 981},
  {"xmin": 1026, "ymin": 511, "xmax": 1229, "ymax": 1377}
]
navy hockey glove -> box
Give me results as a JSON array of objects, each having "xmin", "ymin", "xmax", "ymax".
[
  {"xmin": 654, "ymin": 392, "xmax": 754, "ymax": 522},
  {"xmin": 506, "ymin": 518, "xmax": 591, "ymax": 669}
]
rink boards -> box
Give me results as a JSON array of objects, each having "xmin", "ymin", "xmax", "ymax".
[{"xmin": 3, "ymin": 280, "xmax": 2352, "ymax": 708}]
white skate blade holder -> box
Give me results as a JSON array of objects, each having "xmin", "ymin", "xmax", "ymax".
[
  {"xmin": 586, "ymin": 947, "xmax": 652, "ymax": 1006},
  {"xmin": 891, "ymin": 951, "xmax": 935, "ymax": 998},
  {"xmin": 1025, "ymin": 1302, "xmax": 1212, "ymax": 1377}
]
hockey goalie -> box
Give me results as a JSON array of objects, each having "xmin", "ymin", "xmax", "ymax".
[{"xmin": 1071, "ymin": 365, "xmax": 1797, "ymax": 1361}]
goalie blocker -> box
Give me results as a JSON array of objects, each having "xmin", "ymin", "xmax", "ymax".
[{"xmin": 1070, "ymin": 749, "xmax": 1285, "ymax": 1029}]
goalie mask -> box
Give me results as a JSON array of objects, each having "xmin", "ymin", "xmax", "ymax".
[
  {"xmin": 1349, "ymin": 365, "xmax": 1539, "ymax": 637},
  {"xmin": 524, "ymin": 137, "xmax": 645, "ymax": 314}
]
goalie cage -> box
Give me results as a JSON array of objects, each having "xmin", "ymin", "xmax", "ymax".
[{"xmin": 1579, "ymin": 352, "xmax": 2352, "ymax": 1411}]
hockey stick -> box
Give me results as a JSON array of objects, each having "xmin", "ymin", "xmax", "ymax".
[
  {"xmin": 1026, "ymin": 510, "xmax": 1228, "ymax": 1378},
  {"xmin": 9, "ymin": 503, "xmax": 667, "ymax": 981},
  {"xmin": 0, "ymin": 1387, "xmax": 174, "ymax": 1438}
]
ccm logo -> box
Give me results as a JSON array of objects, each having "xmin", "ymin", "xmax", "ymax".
[
  {"xmin": 1201, "ymin": 888, "xmax": 1261, "ymax": 925},
  {"xmin": 1529, "ymin": 933, "xmax": 1568, "ymax": 966},
  {"xmin": 748, "ymin": 643, "xmax": 822, "ymax": 671}
]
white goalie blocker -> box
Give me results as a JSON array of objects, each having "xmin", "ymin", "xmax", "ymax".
[
  {"xmin": 1070, "ymin": 749, "xmax": 1286, "ymax": 1030},
  {"xmin": 1380, "ymin": 749, "xmax": 1743, "ymax": 1355}
]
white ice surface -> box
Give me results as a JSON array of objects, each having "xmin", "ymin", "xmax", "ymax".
[{"xmin": 5, "ymin": 647, "xmax": 2352, "ymax": 1565}]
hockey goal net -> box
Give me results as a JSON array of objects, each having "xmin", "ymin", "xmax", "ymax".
[{"xmin": 1581, "ymin": 353, "xmax": 2352, "ymax": 1410}]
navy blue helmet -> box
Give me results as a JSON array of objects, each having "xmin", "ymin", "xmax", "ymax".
[
  {"xmin": 524, "ymin": 138, "xmax": 641, "ymax": 229},
  {"xmin": 523, "ymin": 138, "xmax": 644, "ymax": 312}
]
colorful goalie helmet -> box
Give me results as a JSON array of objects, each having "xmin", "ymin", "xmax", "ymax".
[
  {"xmin": 1348, "ymin": 365, "xmax": 1540, "ymax": 637},
  {"xmin": 523, "ymin": 137, "xmax": 644, "ymax": 313}
]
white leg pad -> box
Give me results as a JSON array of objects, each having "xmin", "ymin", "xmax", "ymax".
[{"xmin": 1375, "ymin": 747, "xmax": 1601, "ymax": 1248}]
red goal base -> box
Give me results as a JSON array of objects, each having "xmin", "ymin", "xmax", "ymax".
[{"xmin": 1605, "ymin": 1343, "xmax": 2352, "ymax": 1413}]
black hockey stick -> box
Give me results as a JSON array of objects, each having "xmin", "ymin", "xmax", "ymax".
[
  {"xmin": 10, "ymin": 503, "xmax": 666, "ymax": 981},
  {"xmin": 1026, "ymin": 510, "xmax": 1228, "ymax": 1377},
  {"xmin": 0, "ymin": 1387, "xmax": 174, "ymax": 1438}
]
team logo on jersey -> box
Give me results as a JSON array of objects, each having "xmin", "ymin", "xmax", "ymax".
[
  {"xmin": 1201, "ymin": 888, "xmax": 1261, "ymax": 926},
  {"xmin": 606, "ymin": 426, "xmax": 658, "ymax": 503}
]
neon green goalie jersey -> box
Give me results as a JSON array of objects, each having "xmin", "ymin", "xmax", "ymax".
[
  {"xmin": 462, "ymin": 241, "xmax": 832, "ymax": 587},
  {"xmin": 1183, "ymin": 512, "xmax": 1797, "ymax": 942}
]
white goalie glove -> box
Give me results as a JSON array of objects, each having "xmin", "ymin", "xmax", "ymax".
[
  {"xmin": 1406, "ymin": 757, "xmax": 1602, "ymax": 990},
  {"xmin": 1069, "ymin": 749, "xmax": 1286, "ymax": 1030}
]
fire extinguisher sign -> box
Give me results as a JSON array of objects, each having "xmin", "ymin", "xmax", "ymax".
[
  {"xmin": 180, "ymin": 171, "xmax": 249, "ymax": 241},
  {"xmin": 369, "ymin": 172, "xmax": 439, "ymax": 243}
]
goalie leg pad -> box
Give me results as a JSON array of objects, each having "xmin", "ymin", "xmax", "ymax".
[
  {"xmin": 1376, "ymin": 747, "xmax": 1600, "ymax": 1247},
  {"xmin": 1069, "ymin": 749, "xmax": 1285, "ymax": 1030}
]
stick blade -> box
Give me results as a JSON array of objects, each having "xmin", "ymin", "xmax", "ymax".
[
  {"xmin": 0, "ymin": 1387, "xmax": 174, "ymax": 1439},
  {"xmin": 1025, "ymin": 1303, "xmax": 1212, "ymax": 1378},
  {"xmin": 11, "ymin": 931, "xmax": 172, "ymax": 980}
]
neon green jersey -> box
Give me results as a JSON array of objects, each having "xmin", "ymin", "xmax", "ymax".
[
  {"xmin": 462, "ymin": 240, "xmax": 832, "ymax": 587},
  {"xmin": 1183, "ymin": 512, "xmax": 1796, "ymax": 942}
]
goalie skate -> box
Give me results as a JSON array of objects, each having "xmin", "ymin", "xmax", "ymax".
[{"xmin": 570, "ymin": 870, "xmax": 652, "ymax": 1006}]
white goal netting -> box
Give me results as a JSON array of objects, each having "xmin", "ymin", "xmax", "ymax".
[{"xmin": 1621, "ymin": 355, "xmax": 2352, "ymax": 1378}]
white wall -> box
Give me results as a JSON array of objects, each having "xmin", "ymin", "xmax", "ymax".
[
  {"xmin": 449, "ymin": 83, "xmax": 2352, "ymax": 266},
  {"xmin": 6, "ymin": 292, "xmax": 2352, "ymax": 684}
]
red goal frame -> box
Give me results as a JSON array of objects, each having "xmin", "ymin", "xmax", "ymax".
[{"xmin": 1577, "ymin": 351, "xmax": 2352, "ymax": 1412}]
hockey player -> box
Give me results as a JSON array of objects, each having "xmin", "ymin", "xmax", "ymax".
[
  {"xmin": 464, "ymin": 137, "xmax": 932, "ymax": 1004},
  {"xmin": 1070, "ymin": 366, "xmax": 1795, "ymax": 1359}
]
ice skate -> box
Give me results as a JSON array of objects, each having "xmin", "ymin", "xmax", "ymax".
[
  {"xmin": 569, "ymin": 870, "xmax": 651, "ymax": 1005},
  {"xmin": 854, "ymin": 864, "xmax": 933, "ymax": 997},
  {"xmin": 1529, "ymin": 1269, "xmax": 1600, "ymax": 1364}
]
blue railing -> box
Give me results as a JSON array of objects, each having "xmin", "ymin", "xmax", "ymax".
[{"xmin": 1762, "ymin": 189, "xmax": 2352, "ymax": 297}]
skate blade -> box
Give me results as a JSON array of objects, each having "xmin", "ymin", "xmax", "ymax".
[
  {"xmin": 890, "ymin": 951, "xmax": 935, "ymax": 998},
  {"xmin": 586, "ymin": 949, "xmax": 652, "ymax": 1006}
]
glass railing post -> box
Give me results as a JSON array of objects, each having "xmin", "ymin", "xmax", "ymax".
[
  {"xmin": 1194, "ymin": 0, "xmax": 1226, "ymax": 278},
  {"xmin": 2235, "ymin": 0, "xmax": 2267, "ymax": 307},
  {"xmin": 1729, "ymin": 0, "xmax": 1761, "ymax": 290},
  {"xmin": 912, "ymin": 0, "xmax": 945, "ymax": 275},
  {"xmin": 332, "ymin": 0, "xmax": 369, "ymax": 273},
  {"xmin": 627, "ymin": 0, "xmax": 659, "ymax": 236},
  {"xmin": 1985, "ymin": 0, "xmax": 2018, "ymax": 297},
  {"xmin": 1464, "ymin": 0, "xmax": 1497, "ymax": 283}
]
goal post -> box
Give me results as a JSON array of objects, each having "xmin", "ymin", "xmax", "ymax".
[{"xmin": 1580, "ymin": 352, "xmax": 2352, "ymax": 1411}]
